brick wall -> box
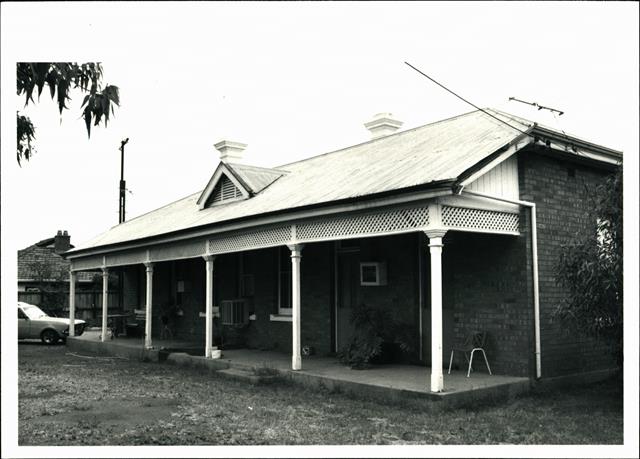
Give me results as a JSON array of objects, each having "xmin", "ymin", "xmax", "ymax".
[
  {"xmin": 444, "ymin": 231, "xmax": 531, "ymax": 376},
  {"xmin": 243, "ymin": 243, "xmax": 333, "ymax": 356},
  {"xmin": 518, "ymin": 149, "xmax": 616, "ymax": 377}
]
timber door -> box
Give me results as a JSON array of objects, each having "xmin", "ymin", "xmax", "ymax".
[{"xmin": 336, "ymin": 249, "xmax": 360, "ymax": 352}]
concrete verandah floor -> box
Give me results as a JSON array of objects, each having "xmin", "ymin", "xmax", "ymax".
[{"xmin": 72, "ymin": 329, "xmax": 530, "ymax": 400}]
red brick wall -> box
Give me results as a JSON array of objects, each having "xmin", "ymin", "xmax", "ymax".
[
  {"xmin": 443, "ymin": 231, "xmax": 532, "ymax": 376},
  {"xmin": 518, "ymin": 149, "xmax": 617, "ymax": 377}
]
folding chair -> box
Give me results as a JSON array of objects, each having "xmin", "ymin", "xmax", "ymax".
[{"xmin": 448, "ymin": 331, "xmax": 492, "ymax": 377}]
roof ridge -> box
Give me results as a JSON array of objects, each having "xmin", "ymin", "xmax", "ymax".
[
  {"xmin": 274, "ymin": 109, "xmax": 483, "ymax": 169},
  {"xmin": 225, "ymin": 162, "xmax": 287, "ymax": 174}
]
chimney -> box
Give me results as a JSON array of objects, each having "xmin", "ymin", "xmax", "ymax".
[
  {"xmin": 214, "ymin": 140, "xmax": 247, "ymax": 163},
  {"xmin": 364, "ymin": 113, "xmax": 403, "ymax": 139},
  {"xmin": 54, "ymin": 230, "xmax": 71, "ymax": 254}
]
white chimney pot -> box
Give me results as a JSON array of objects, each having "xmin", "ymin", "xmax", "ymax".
[
  {"xmin": 214, "ymin": 140, "xmax": 247, "ymax": 163},
  {"xmin": 364, "ymin": 113, "xmax": 403, "ymax": 139}
]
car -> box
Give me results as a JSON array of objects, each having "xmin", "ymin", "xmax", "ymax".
[{"xmin": 18, "ymin": 302, "xmax": 86, "ymax": 344}]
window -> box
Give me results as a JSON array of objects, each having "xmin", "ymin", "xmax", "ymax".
[
  {"xmin": 360, "ymin": 262, "xmax": 387, "ymax": 286},
  {"xmin": 220, "ymin": 300, "xmax": 246, "ymax": 325},
  {"xmin": 277, "ymin": 247, "xmax": 292, "ymax": 315},
  {"xmin": 238, "ymin": 253, "xmax": 254, "ymax": 297}
]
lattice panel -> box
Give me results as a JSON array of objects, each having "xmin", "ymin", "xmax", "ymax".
[
  {"xmin": 70, "ymin": 255, "xmax": 104, "ymax": 271},
  {"xmin": 441, "ymin": 206, "xmax": 519, "ymax": 233},
  {"xmin": 297, "ymin": 206, "xmax": 430, "ymax": 241},
  {"xmin": 208, "ymin": 225, "xmax": 292, "ymax": 254},
  {"xmin": 105, "ymin": 249, "xmax": 147, "ymax": 267},
  {"xmin": 150, "ymin": 240, "xmax": 207, "ymax": 262}
]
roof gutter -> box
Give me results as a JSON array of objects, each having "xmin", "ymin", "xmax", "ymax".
[{"xmin": 458, "ymin": 188, "xmax": 542, "ymax": 381}]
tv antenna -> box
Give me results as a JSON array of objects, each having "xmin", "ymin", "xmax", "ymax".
[{"xmin": 508, "ymin": 97, "xmax": 564, "ymax": 116}]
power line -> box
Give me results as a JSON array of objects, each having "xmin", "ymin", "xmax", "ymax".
[{"xmin": 404, "ymin": 61, "xmax": 534, "ymax": 139}]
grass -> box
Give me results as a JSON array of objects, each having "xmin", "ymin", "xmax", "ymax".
[{"xmin": 17, "ymin": 343, "xmax": 622, "ymax": 445}]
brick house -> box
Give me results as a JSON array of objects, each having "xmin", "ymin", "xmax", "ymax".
[
  {"xmin": 18, "ymin": 231, "xmax": 117, "ymax": 319},
  {"xmin": 64, "ymin": 109, "xmax": 622, "ymax": 392}
]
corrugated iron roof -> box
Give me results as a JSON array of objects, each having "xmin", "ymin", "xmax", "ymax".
[
  {"xmin": 69, "ymin": 109, "xmax": 538, "ymax": 252},
  {"xmin": 227, "ymin": 163, "xmax": 286, "ymax": 194}
]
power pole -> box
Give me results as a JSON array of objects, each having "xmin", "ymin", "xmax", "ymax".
[{"xmin": 118, "ymin": 138, "xmax": 129, "ymax": 224}]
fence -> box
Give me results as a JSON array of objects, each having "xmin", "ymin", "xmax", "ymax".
[{"xmin": 18, "ymin": 291, "xmax": 121, "ymax": 320}]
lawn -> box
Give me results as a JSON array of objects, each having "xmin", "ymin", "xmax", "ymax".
[{"xmin": 17, "ymin": 343, "xmax": 622, "ymax": 445}]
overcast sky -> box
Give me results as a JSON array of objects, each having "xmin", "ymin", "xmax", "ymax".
[
  {"xmin": 2, "ymin": 2, "xmax": 638, "ymax": 251},
  {"xmin": 1, "ymin": 2, "xmax": 638, "ymax": 456}
]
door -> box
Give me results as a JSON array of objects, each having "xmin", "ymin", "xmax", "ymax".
[
  {"xmin": 336, "ymin": 250, "xmax": 360, "ymax": 351},
  {"xmin": 18, "ymin": 307, "xmax": 30, "ymax": 339}
]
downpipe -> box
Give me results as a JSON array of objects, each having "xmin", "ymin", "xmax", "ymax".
[{"xmin": 457, "ymin": 188, "xmax": 542, "ymax": 380}]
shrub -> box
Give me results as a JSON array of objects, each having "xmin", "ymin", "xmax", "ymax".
[{"xmin": 338, "ymin": 303, "xmax": 416, "ymax": 369}]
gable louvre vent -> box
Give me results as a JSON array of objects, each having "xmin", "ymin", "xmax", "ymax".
[{"xmin": 211, "ymin": 174, "xmax": 242, "ymax": 204}]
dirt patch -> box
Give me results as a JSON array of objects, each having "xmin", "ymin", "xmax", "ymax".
[{"xmin": 37, "ymin": 397, "xmax": 180, "ymax": 426}]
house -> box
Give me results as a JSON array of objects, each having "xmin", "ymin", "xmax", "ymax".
[
  {"xmin": 18, "ymin": 231, "xmax": 117, "ymax": 319},
  {"xmin": 64, "ymin": 109, "xmax": 622, "ymax": 392}
]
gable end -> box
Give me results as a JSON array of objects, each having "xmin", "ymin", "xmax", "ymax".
[
  {"xmin": 208, "ymin": 174, "xmax": 244, "ymax": 205},
  {"xmin": 197, "ymin": 163, "xmax": 251, "ymax": 210}
]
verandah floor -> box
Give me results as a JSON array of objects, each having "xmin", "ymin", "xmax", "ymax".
[{"xmin": 71, "ymin": 329, "xmax": 530, "ymax": 403}]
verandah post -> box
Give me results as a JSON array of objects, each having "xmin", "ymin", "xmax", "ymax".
[
  {"xmin": 69, "ymin": 270, "xmax": 77, "ymax": 337},
  {"xmin": 100, "ymin": 267, "xmax": 109, "ymax": 342},
  {"xmin": 144, "ymin": 262, "xmax": 154, "ymax": 349},
  {"xmin": 203, "ymin": 254, "xmax": 216, "ymax": 358},
  {"xmin": 425, "ymin": 229, "xmax": 447, "ymax": 393},
  {"xmin": 288, "ymin": 243, "xmax": 304, "ymax": 371}
]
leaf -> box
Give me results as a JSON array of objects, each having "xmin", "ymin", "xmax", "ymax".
[{"xmin": 83, "ymin": 106, "xmax": 92, "ymax": 138}]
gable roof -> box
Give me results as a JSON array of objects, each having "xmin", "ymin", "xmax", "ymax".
[
  {"xmin": 197, "ymin": 162, "xmax": 285, "ymax": 209},
  {"xmin": 68, "ymin": 109, "xmax": 622, "ymax": 254}
]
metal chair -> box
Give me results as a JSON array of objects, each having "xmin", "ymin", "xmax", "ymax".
[{"xmin": 448, "ymin": 331, "xmax": 492, "ymax": 377}]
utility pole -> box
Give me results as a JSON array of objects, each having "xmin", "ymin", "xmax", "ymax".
[{"xmin": 118, "ymin": 138, "xmax": 129, "ymax": 224}]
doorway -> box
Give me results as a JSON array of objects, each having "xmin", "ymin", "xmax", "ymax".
[{"xmin": 335, "ymin": 243, "xmax": 360, "ymax": 352}]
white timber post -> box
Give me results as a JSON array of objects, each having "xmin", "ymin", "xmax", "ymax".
[
  {"xmin": 425, "ymin": 228, "xmax": 447, "ymax": 393},
  {"xmin": 100, "ymin": 267, "xmax": 109, "ymax": 342},
  {"xmin": 144, "ymin": 262, "xmax": 154, "ymax": 349},
  {"xmin": 203, "ymin": 254, "xmax": 216, "ymax": 358},
  {"xmin": 69, "ymin": 270, "xmax": 77, "ymax": 337},
  {"xmin": 288, "ymin": 243, "xmax": 304, "ymax": 370}
]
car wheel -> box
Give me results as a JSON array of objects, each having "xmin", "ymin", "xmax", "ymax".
[{"xmin": 41, "ymin": 329, "xmax": 60, "ymax": 345}]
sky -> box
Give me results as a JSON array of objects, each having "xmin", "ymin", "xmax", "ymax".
[{"xmin": 1, "ymin": 2, "xmax": 638, "ymax": 457}]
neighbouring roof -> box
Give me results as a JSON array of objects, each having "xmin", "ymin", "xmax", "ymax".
[
  {"xmin": 18, "ymin": 244, "xmax": 94, "ymax": 282},
  {"xmin": 69, "ymin": 109, "xmax": 621, "ymax": 254}
]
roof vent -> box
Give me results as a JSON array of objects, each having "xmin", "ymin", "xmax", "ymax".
[
  {"xmin": 214, "ymin": 140, "xmax": 247, "ymax": 163},
  {"xmin": 364, "ymin": 113, "xmax": 403, "ymax": 139}
]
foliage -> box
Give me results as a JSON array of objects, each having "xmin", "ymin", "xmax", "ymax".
[
  {"xmin": 555, "ymin": 167, "xmax": 623, "ymax": 365},
  {"xmin": 16, "ymin": 62, "xmax": 120, "ymax": 165},
  {"xmin": 17, "ymin": 113, "xmax": 36, "ymax": 165},
  {"xmin": 18, "ymin": 344, "xmax": 622, "ymax": 445},
  {"xmin": 338, "ymin": 303, "xmax": 416, "ymax": 369},
  {"xmin": 29, "ymin": 256, "xmax": 67, "ymax": 316}
]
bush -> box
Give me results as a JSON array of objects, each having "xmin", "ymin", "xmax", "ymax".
[{"xmin": 338, "ymin": 303, "xmax": 416, "ymax": 369}]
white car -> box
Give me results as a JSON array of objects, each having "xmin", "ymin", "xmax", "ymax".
[{"xmin": 18, "ymin": 302, "xmax": 86, "ymax": 344}]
